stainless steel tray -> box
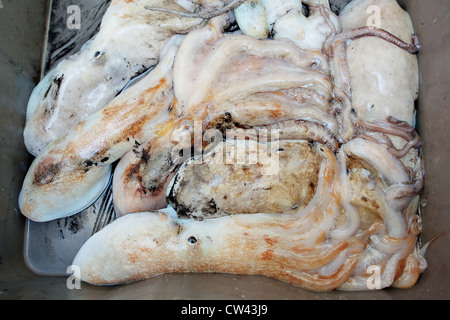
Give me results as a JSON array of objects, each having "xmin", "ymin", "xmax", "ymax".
[
  {"xmin": 0, "ymin": 0, "xmax": 446, "ymax": 300},
  {"xmin": 24, "ymin": 0, "xmax": 115, "ymax": 277},
  {"xmin": 1, "ymin": 0, "xmax": 446, "ymax": 300}
]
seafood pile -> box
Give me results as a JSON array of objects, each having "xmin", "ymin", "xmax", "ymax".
[{"xmin": 19, "ymin": 0, "xmax": 427, "ymax": 291}]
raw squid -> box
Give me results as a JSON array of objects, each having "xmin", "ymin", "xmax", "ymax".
[
  {"xmin": 112, "ymin": 124, "xmax": 184, "ymax": 217},
  {"xmin": 339, "ymin": 0, "xmax": 419, "ymax": 127},
  {"xmin": 260, "ymin": 0, "xmax": 341, "ymax": 50},
  {"xmin": 234, "ymin": 0, "xmax": 269, "ymax": 39},
  {"xmin": 21, "ymin": 0, "xmax": 427, "ymax": 292},
  {"xmin": 24, "ymin": 0, "xmax": 216, "ymax": 156},
  {"xmin": 19, "ymin": 36, "xmax": 183, "ymax": 222},
  {"xmin": 112, "ymin": 13, "xmax": 338, "ymax": 217},
  {"xmin": 74, "ymin": 145, "xmax": 369, "ymax": 291}
]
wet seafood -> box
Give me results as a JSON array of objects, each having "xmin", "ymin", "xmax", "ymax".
[
  {"xmin": 21, "ymin": 0, "xmax": 427, "ymax": 291},
  {"xmin": 24, "ymin": 0, "xmax": 222, "ymax": 156},
  {"xmin": 113, "ymin": 13, "xmax": 338, "ymax": 217},
  {"xmin": 20, "ymin": 36, "xmax": 183, "ymax": 222}
]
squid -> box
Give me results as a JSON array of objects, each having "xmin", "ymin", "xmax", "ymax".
[
  {"xmin": 21, "ymin": 0, "xmax": 427, "ymax": 292},
  {"xmin": 327, "ymin": 0, "xmax": 419, "ymax": 142},
  {"xmin": 112, "ymin": 13, "xmax": 338, "ymax": 216},
  {"xmin": 259, "ymin": 0, "xmax": 341, "ymax": 50},
  {"xmin": 234, "ymin": 0, "xmax": 269, "ymax": 39},
  {"xmin": 339, "ymin": 0, "xmax": 419, "ymax": 127},
  {"xmin": 19, "ymin": 35, "xmax": 183, "ymax": 222},
  {"xmin": 24, "ymin": 0, "xmax": 233, "ymax": 156},
  {"xmin": 74, "ymin": 144, "xmax": 369, "ymax": 291}
]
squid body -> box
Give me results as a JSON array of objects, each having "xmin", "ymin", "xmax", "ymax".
[{"xmin": 24, "ymin": 0, "xmax": 209, "ymax": 156}]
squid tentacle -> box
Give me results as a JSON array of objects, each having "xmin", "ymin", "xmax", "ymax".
[
  {"xmin": 327, "ymin": 26, "xmax": 420, "ymax": 142},
  {"xmin": 354, "ymin": 116, "xmax": 425, "ymax": 201},
  {"xmin": 355, "ymin": 116, "xmax": 422, "ymax": 159},
  {"xmin": 308, "ymin": 3, "xmax": 343, "ymax": 53}
]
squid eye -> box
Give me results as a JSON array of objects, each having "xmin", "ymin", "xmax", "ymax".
[
  {"xmin": 188, "ymin": 236, "xmax": 198, "ymax": 244},
  {"xmin": 302, "ymin": 4, "xmax": 309, "ymax": 16},
  {"xmin": 91, "ymin": 50, "xmax": 106, "ymax": 64}
]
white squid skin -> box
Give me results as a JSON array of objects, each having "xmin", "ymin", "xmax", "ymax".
[
  {"xmin": 172, "ymin": 14, "xmax": 334, "ymax": 120},
  {"xmin": 90, "ymin": 0, "xmax": 423, "ymax": 291},
  {"xmin": 19, "ymin": 35, "xmax": 183, "ymax": 222},
  {"xmin": 234, "ymin": 0, "xmax": 270, "ymax": 39},
  {"xmin": 24, "ymin": 0, "xmax": 209, "ymax": 156},
  {"xmin": 259, "ymin": 0, "xmax": 341, "ymax": 50},
  {"xmin": 339, "ymin": 0, "xmax": 419, "ymax": 128}
]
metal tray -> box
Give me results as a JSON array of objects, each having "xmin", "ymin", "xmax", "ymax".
[
  {"xmin": 4, "ymin": 0, "xmax": 446, "ymax": 299},
  {"xmin": 24, "ymin": 0, "xmax": 115, "ymax": 277}
]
